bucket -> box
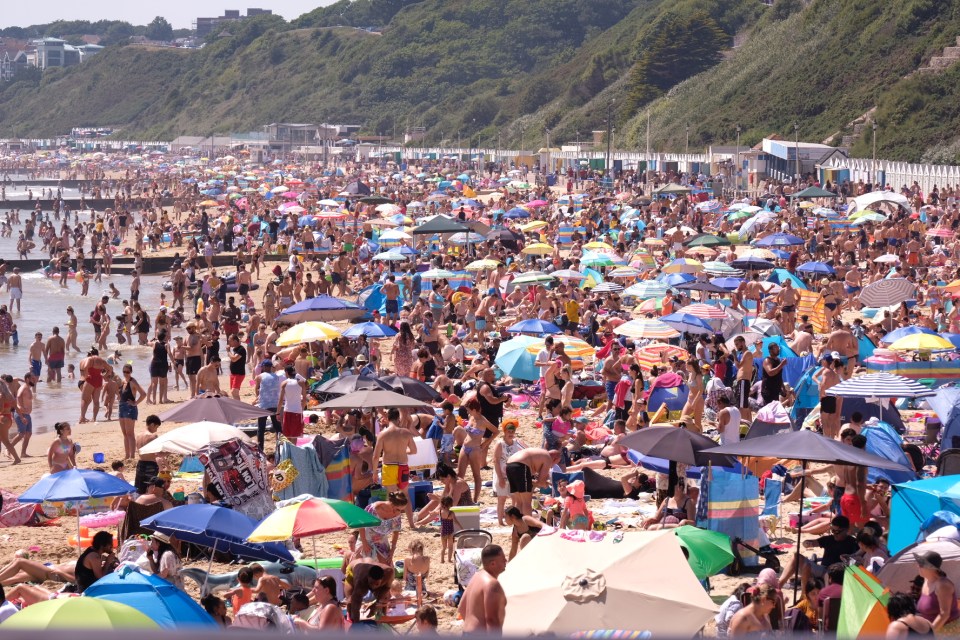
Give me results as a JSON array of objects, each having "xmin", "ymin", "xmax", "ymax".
[{"xmin": 93, "ymin": 452, "xmax": 105, "ymax": 464}]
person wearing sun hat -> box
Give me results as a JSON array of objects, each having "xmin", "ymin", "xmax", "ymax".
[{"xmin": 916, "ymin": 550, "xmax": 960, "ymax": 633}]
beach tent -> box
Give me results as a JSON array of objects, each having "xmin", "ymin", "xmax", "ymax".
[
  {"xmin": 861, "ymin": 423, "xmax": 917, "ymax": 485},
  {"xmin": 889, "ymin": 476, "xmax": 960, "ymax": 554},
  {"xmin": 412, "ymin": 215, "xmax": 469, "ymax": 235},
  {"xmin": 789, "ymin": 366, "xmax": 821, "ymax": 426},
  {"xmin": 928, "ymin": 387, "xmax": 960, "ymax": 450},
  {"xmin": 646, "ymin": 372, "xmax": 690, "ymax": 419},
  {"xmin": 839, "ymin": 396, "xmax": 906, "ymax": 434},
  {"xmin": 878, "ymin": 538, "xmax": 960, "ymax": 593},
  {"xmin": 767, "ymin": 268, "xmax": 807, "ymax": 290},
  {"xmin": 847, "ymin": 191, "xmax": 911, "ymax": 215},
  {"xmin": 746, "ymin": 401, "xmax": 794, "ymax": 438},
  {"xmin": 499, "ymin": 530, "xmax": 717, "ymax": 636},
  {"xmin": 837, "ymin": 565, "xmax": 889, "ymax": 639}
]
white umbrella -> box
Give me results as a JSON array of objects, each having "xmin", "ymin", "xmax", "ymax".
[
  {"xmin": 859, "ymin": 278, "xmax": 916, "ymax": 307},
  {"xmin": 139, "ymin": 421, "xmax": 252, "ymax": 455},
  {"xmin": 500, "ymin": 530, "xmax": 717, "ymax": 636},
  {"xmin": 590, "ymin": 282, "xmax": 624, "ymax": 293}
]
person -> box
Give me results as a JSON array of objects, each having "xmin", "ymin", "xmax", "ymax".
[
  {"xmin": 559, "ymin": 479, "xmax": 591, "ymax": 530},
  {"xmin": 361, "ymin": 491, "xmax": 407, "ymax": 564},
  {"xmin": 458, "ymin": 544, "xmax": 507, "ymax": 633},
  {"xmin": 47, "ymin": 421, "xmax": 76, "ymax": 473},
  {"xmin": 438, "ymin": 496, "xmax": 461, "ymax": 564},
  {"xmin": 403, "ymin": 538, "xmax": 432, "ymax": 594},
  {"xmin": 0, "ymin": 585, "xmax": 18, "ymax": 623},
  {"xmin": 79, "ymin": 348, "xmax": 113, "ymax": 423},
  {"xmin": 135, "ymin": 477, "xmax": 173, "ymax": 511},
  {"xmin": 885, "ymin": 591, "xmax": 935, "ymax": 638},
  {"xmin": 761, "ymin": 343, "xmax": 786, "ymax": 405},
  {"xmin": 493, "ymin": 421, "xmax": 526, "ymax": 525},
  {"xmin": 344, "ymin": 560, "xmax": 392, "ymax": 624},
  {"xmin": 916, "ymin": 550, "xmax": 960, "ymax": 633},
  {"xmin": 74, "ymin": 531, "xmax": 117, "ymax": 593},
  {"xmin": 717, "ymin": 395, "xmax": 741, "ymax": 445},
  {"xmin": 147, "ymin": 330, "xmax": 172, "ymax": 404},
  {"xmin": 414, "ymin": 462, "xmax": 471, "ymax": 526},
  {"xmin": 201, "ymin": 595, "xmax": 232, "ymax": 627},
  {"xmin": 134, "ymin": 415, "xmax": 161, "ymax": 494},
  {"xmin": 642, "ymin": 481, "xmax": 695, "ymax": 530},
  {"xmin": 146, "ymin": 533, "xmax": 183, "ymax": 590},
  {"xmin": 813, "ymin": 354, "xmax": 844, "ymax": 439},
  {"xmin": 788, "ymin": 579, "xmax": 822, "ymax": 631},
  {"xmin": 296, "ymin": 576, "xmax": 343, "ymax": 631},
  {"xmin": 0, "ymin": 555, "xmax": 76, "ymax": 586},
  {"xmin": 459, "ymin": 398, "xmax": 494, "ymax": 503},
  {"xmin": 253, "ymin": 359, "xmax": 282, "ymax": 452},
  {"xmin": 44, "ymin": 326, "xmax": 66, "ymax": 383},
  {"xmin": 277, "ymin": 365, "xmax": 305, "ymax": 440},
  {"xmin": 0, "ymin": 378, "xmax": 18, "ymax": 465},
  {"xmin": 716, "ymin": 582, "xmax": 752, "ymax": 637},
  {"xmin": 732, "ymin": 335, "xmax": 756, "ymax": 423},
  {"xmin": 505, "ymin": 447, "xmax": 557, "ymax": 516},
  {"xmin": 505, "ymin": 506, "xmax": 543, "ymax": 559},
  {"xmin": 118, "ymin": 364, "xmax": 147, "ymax": 459},
  {"xmin": 778, "ymin": 515, "xmax": 857, "ymax": 588},
  {"xmin": 7, "ymin": 267, "xmax": 22, "ymax": 313},
  {"xmin": 10, "ymin": 370, "xmax": 35, "ymax": 458},
  {"xmin": 415, "ymin": 605, "xmax": 439, "ymax": 634},
  {"xmin": 371, "ymin": 407, "xmax": 417, "ymax": 527},
  {"xmin": 227, "ymin": 333, "xmax": 247, "ymax": 400},
  {"xmin": 728, "ymin": 584, "xmax": 777, "ymax": 637},
  {"xmin": 392, "ymin": 321, "xmax": 417, "ymax": 378}
]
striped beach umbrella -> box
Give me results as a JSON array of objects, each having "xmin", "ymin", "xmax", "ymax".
[
  {"xmin": 614, "ymin": 318, "xmax": 681, "ymax": 340},
  {"xmin": 661, "ymin": 313, "xmax": 714, "ymax": 335},
  {"xmin": 679, "ymin": 303, "xmax": 727, "ymax": 320},
  {"xmin": 609, "ymin": 266, "xmax": 643, "ymax": 279},
  {"xmin": 590, "ymin": 282, "xmax": 625, "ymax": 293},
  {"xmin": 663, "ymin": 258, "xmax": 703, "ymax": 274},
  {"xmin": 635, "ymin": 344, "xmax": 689, "ymax": 373},
  {"xmin": 825, "ymin": 373, "xmax": 934, "ymax": 399},
  {"xmin": 525, "ymin": 335, "xmax": 595, "ymax": 359},
  {"xmin": 926, "ymin": 227, "xmax": 955, "ymax": 239},
  {"xmin": 859, "ymin": 278, "xmax": 916, "ymax": 308},
  {"xmin": 623, "ymin": 281, "xmax": 668, "ymax": 299}
]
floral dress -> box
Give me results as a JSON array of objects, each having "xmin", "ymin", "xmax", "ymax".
[
  {"xmin": 392, "ymin": 335, "xmax": 416, "ymax": 378},
  {"xmin": 364, "ymin": 503, "xmax": 401, "ymax": 562}
]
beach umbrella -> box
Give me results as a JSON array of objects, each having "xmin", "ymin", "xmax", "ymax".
[
  {"xmin": 674, "ymin": 281, "xmax": 731, "ymax": 295},
  {"xmin": 372, "ymin": 250, "xmax": 408, "ymax": 262},
  {"xmin": 614, "ymin": 319, "xmax": 681, "ymax": 340},
  {"xmin": 658, "ymin": 272, "xmax": 696, "ymax": 287},
  {"xmin": 684, "ymin": 233, "xmax": 730, "ymax": 248},
  {"xmin": 448, "ymin": 231, "xmax": 486, "ymax": 244},
  {"xmin": 140, "ymin": 504, "xmax": 293, "ymax": 563},
  {"xmin": 275, "ymin": 321, "xmax": 342, "ymax": 346},
  {"xmin": 277, "ymin": 295, "xmax": 366, "ymax": 322},
  {"xmin": 623, "ymin": 281, "xmax": 668, "ymax": 299},
  {"xmin": 158, "ymin": 395, "xmax": 271, "ymax": 424},
  {"xmin": 836, "ymin": 565, "xmax": 890, "ymax": 639},
  {"xmin": 247, "ymin": 497, "xmax": 381, "ymax": 542},
  {"xmin": 634, "ymin": 344, "xmax": 690, "ymax": 373},
  {"xmin": 341, "ymin": 322, "xmax": 398, "ymax": 339},
  {"xmin": 859, "ymin": 278, "xmax": 916, "ymax": 307},
  {"xmin": 703, "ymin": 261, "xmax": 740, "ymax": 275},
  {"xmin": 663, "ymin": 258, "xmax": 703, "ymax": 274},
  {"xmin": 580, "ymin": 252, "xmax": 618, "ymax": 268},
  {"xmin": 521, "ymin": 243, "xmax": 554, "ymax": 256},
  {"xmin": 2, "ymin": 598, "xmax": 158, "ymax": 630},
  {"xmin": 888, "ymin": 477, "xmax": 960, "ymax": 554},
  {"xmin": 926, "ymin": 227, "xmax": 955, "ymax": 239},
  {"xmin": 620, "ymin": 427, "xmax": 737, "ymax": 467},
  {"xmin": 941, "ymin": 333, "xmax": 960, "ymax": 350},
  {"xmin": 643, "ymin": 237, "xmax": 667, "ymax": 246},
  {"xmin": 872, "ymin": 254, "xmax": 900, "ymax": 263},
  {"xmin": 754, "ymin": 232, "xmax": 804, "ymax": 247},
  {"xmin": 851, "ymin": 212, "xmax": 887, "ymax": 224},
  {"xmin": 378, "ymin": 375, "xmax": 441, "ymax": 402},
  {"xmin": 378, "ymin": 229, "xmax": 412, "ymax": 241},
  {"xmin": 797, "ymin": 261, "xmax": 836, "ymax": 275},
  {"xmin": 507, "ymin": 318, "xmax": 563, "ymax": 335},
  {"xmin": 505, "ymin": 207, "xmax": 531, "ymax": 219},
  {"xmin": 466, "ymin": 259, "xmax": 501, "ymax": 270},
  {"xmin": 660, "ymin": 313, "xmax": 714, "ymax": 335},
  {"xmin": 20, "ymin": 468, "xmax": 135, "ymax": 504},
  {"xmin": 608, "ymin": 266, "xmax": 643, "ymax": 279},
  {"xmin": 551, "ymin": 269, "xmax": 587, "ymax": 281},
  {"xmin": 86, "ymin": 565, "xmax": 217, "ymax": 628},
  {"xmin": 512, "ymin": 271, "xmax": 556, "ymax": 285},
  {"xmin": 678, "ymin": 303, "xmax": 726, "ymax": 320},
  {"xmin": 584, "ymin": 241, "xmax": 615, "ymax": 251},
  {"xmin": 495, "ymin": 336, "xmax": 541, "ymax": 381},
  {"xmin": 527, "ymin": 335, "xmax": 595, "ymax": 359},
  {"xmin": 673, "ymin": 526, "xmax": 734, "ymax": 580},
  {"xmin": 709, "ymin": 277, "xmax": 744, "ymax": 290},
  {"xmin": 731, "ymin": 256, "xmax": 775, "ymax": 270},
  {"xmin": 825, "ymin": 373, "xmax": 934, "ymax": 400},
  {"xmin": 318, "ymin": 388, "xmax": 429, "ymax": 410},
  {"xmin": 314, "ymin": 374, "xmax": 392, "ymax": 396},
  {"xmin": 590, "ymin": 282, "xmax": 625, "ymax": 294},
  {"xmin": 138, "ymin": 421, "xmax": 253, "ymax": 455},
  {"xmin": 518, "ymin": 220, "xmax": 548, "ymax": 233},
  {"xmin": 888, "ymin": 334, "xmax": 956, "ymax": 352},
  {"xmin": 499, "ymin": 531, "xmax": 717, "ymax": 637},
  {"xmin": 420, "ymin": 268, "xmax": 458, "ymax": 279},
  {"xmin": 748, "ymin": 318, "xmax": 784, "ymax": 337}
]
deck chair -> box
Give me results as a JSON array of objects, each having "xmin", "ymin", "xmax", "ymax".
[
  {"xmin": 118, "ymin": 500, "xmax": 164, "ymax": 541},
  {"xmin": 761, "ymin": 479, "xmax": 784, "ymax": 539},
  {"xmin": 820, "ymin": 597, "xmax": 841, "ymax": 633},
  {"xmin": 937, "ymin": 449, "xmax": 960, "ymax": 476}
]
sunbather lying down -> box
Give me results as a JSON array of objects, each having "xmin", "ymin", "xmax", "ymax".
[{"xmin": 0, "ymin": 557, "xmax": 75, "ymax": 586}]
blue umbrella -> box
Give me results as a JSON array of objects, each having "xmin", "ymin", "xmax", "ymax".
[
  {"xmin": 342, "ymin": 322, "xmax": 398, "ymax": 339},
  {"xmin": 754, "ymin": 233, "xmax": 804, "ymax": 247},
  {"xmin": 710, "ymin": 277, "xmax": 744, "ymax": 290},
  {"xmin": 504, "ymin": 207, "xmax": 530, "ymax": 219},
  {"xmin": 879, "ymin": 325, "xmax": 937, "ymax": 345},
  {"xmin": 494, "ymin": 336, "xmax": 540, "ymax": 381},
  {"xmin": 660, "ymin": 313, "xmax": 714, "ymax": 335},
  {"xmin": 507, "ymin": 318, "xmax": 562, "ymax": 335},
  {"xmin": 277, "ymin": 295, "xmax": 366, "ymax": 323},
  {"xmin": 658, "ymin": 272, "xmax": 695, "ymax": 287},
  {"xmin": 141, "ymin": 504, "xmax": 294, "ymax": 563},
  {"xmin": 86, "ymin": 565, "xmax": 216, "ymax": 628},
  {"xmin": 20, "ymin": 468, "xmax": 134, "ymax": 503},
  {"xmin": 941, "ymin": 333, "xmax": 960, "ymax": 350},
  {"xmin": 797, "ymin": 261, "xmax": 836, "ymax": 275}
]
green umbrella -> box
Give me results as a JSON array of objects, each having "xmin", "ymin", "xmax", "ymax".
[
  {"xmin": 674, "ymin": 525, "xmax": 734, "ymax": 580},
  {"xmin": 3, "ymin": 597, "xmax": 160, "ymax": 629},
  {"xmin": 684, "ymin": 233, "xmax": 731, "ymax": 248}
]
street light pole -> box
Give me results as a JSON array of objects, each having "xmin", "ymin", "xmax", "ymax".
[
  {"xmin": 872, "ymin": 122, "xmax": 878, "ymax": 187},
  {"xmin": 735, "ymin": 125, "xmax": 741, "ymax": 194},
  {"xmin": 686, "ymin": 125, "xmax": 690, "ymax": 156},
  {"xmin": 793, "ymin": 121, "xmax": 800, "ymax": 183},
  {"xmin": 605, "ymin": 100, "xmax": 614, "ymax": 192}
]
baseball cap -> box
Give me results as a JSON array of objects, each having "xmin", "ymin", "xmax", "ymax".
[{"xmin": 261, "ymin": 359, "xmax": 274, "ymax": 368}]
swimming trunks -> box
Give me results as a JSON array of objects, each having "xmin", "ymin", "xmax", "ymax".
[
  {"xmin": 14, "ymin": 412, "xmax": 31, "ymax": 434},
  {"xmin": 186, "ymin": 355, "xmax": 202, "ymax": 375},
  {"xmin": 506, "ymin": 461, "xmax": 533, "ymax": 493},
  {"xmin": 30, "ymin": 359, "xmax": 41, "ymax": 377},
  {"xmin": 9, "ymin": 287, "xmax": 21, "ymax": 300},
  {"xmin": 476, "ymin": 318, "xmax": 487, "ymax": 330},
  {"xmin": 385, "ymin": 299, "xmax": 399, "ymax": 314},
  {"xmin": 230, "ymin": 374, "xmax": 245, "ymax": 390},
  {"xmin": 820, "ymin": 395, "xmax": 838, "ymax": 414},
  {"xmin": 381, "ymin": 463, "xmax": 410, "ymax": 490},
  {"xmin": 734, "ymin": 379, "xmax": 751, "ymax": 410}
]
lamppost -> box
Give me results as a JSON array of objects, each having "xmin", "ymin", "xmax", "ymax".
[
  {"xmin": 686, "ymin": 125, "xmax": 690, "ymax": 156},
  {"xmin": 546, "ymin": 129, "xmax": 551, "ymax": 176},
  {"xmin": 793, "ymin": 121, "xmax": 800, "ymax": 182},
  {"xmin": 520, "ymin": 125, "xmax": 525, "ymax": 155},
  {"xmin": 605, "ymin": 100, "xmax": 614, "ymax": 192},
  {"xmin": 872, "ymin": 121, "xmax": 878, "ymax": 187},
  {"xmin": 735, "ymin": 125, "xmax": 741, "ymax": 193},
  {"xmin": 471, "ymin": 118, "xmax": 476, "ymax": 171}
]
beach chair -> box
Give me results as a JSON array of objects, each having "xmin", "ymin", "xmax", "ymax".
[
  {"xmin": 761, "ymin": 478, "xmax": 784, "ymax": 539},
  {"xmin": 820, "ymin": 597, "xmax": 841, "ymax": 633},
  {"xmin": 453, "ymin": 529, "xmax": 492, "ymax": 592},
  {"xmin": 937, "ymin": 448, "xmax": 960, "ymax": 476}
]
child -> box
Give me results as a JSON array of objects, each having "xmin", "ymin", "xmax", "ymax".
[
  {"xmin": 560, "ymin": 479, "xmax": 591, "ymax": 531},
  {"xmin": 439, "ymin": 496, "xmax": 462, "ymax": 563},
  {"xmin": 385, "ymin": 579, "xmax": 407, "ymax": 616},
  {"xmin": 439, "ymin": 402, "xmax": 458, "ymax": 466},
  {"xmin": 111, "ymin": 460, "xmax": 127, "ymax": 481},
  {"xmin": 66, "ymin": 364, "xmax": 76, "ymax": 380},
  {"xmin": 9, "ymin": 324, "xmax": 17, "ymax": 347},
  {"xmin": 415, "ymin": 605, "xmax": 438, "ymax": 634}
]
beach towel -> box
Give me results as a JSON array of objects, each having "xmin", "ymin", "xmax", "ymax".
[
  {"xmin": 795, "ymin": 289, "xmax": 827, "ymax": 333},
  {"xmin": 697, "ymin": 469, "xmax": 761, "ymax": 567},
  {"xmin": 199, "ymin": 439, "xmax": 274, "ymax": 521},
  {"xmin": 324, "ymin": 443, "xmax": 352, "ymax": 502},
  {"xmin": 275, "ymin": 440, "xmax": 329, "ymax": 500}
]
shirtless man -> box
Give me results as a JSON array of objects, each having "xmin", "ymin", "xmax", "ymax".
[
  {"xmin": 382, "ymin": 275, "xmax": 400, "ymax": 326},
  {"xmin": 821, "ymin": 319, "xmax": 859, "ymax": 376},
  {"xmin": 477, "ymin": 288, "xmax": 499, "ymax": 335},
  {"xmin": 775, "ymin": 279, "xmax": 798, "ymax": 334},
  {"xmin": 184, "ymin": 323, "xmax": 204, "ymax": 397},
  {"xmin": 732, "ymin": 335, "xmax": 755, "ymax": 423},
  {"xmin": 458, "ymin": 544, "xmax": 507, "ymax": 634},
  {"xmin": 743, "ymin": 274, "xmax": 765, "ymax": 315},
  {"xmin": 371, "ymin": 407, "xmax": 417, "ymax": 527},
  {"xmin": 813, "ymin": 355, "xmax": 844, "ymax": 439},
  {"xmin": 601, "ymin": 342, "xmax": 623, "ymax": 414},
  {"xmin": 728, "ymin": 584, "xmax": 776, "ymax": 637},
  {"xmin": 10, "ymin": 372, "xmax": 35, "ymax": 458},
  {"xmin": 171, "ymin": 266, "xmax": 187, "ymax": 309},
  {"xmin": 6, "ymin": 268, "xmax": 22, "ymax": 313},
  {"xmin": 0, "ymin": 378, "xmax": 20, "ymax": 464},
  {"xmin": 79, "ymin": 348, "xmax": 112, "ymax": 423},
  {"xmin": 505, "ymin": 447, "xmax": 559, "ymax": 516},
  {"xmin": 27, "ymin": 333, "xmax": 43, "ymax": 380},
  {"xmin": 135, "ymin": 477, "xmax": 173, "ymax": 511},
  {"xmin": 844, "ymin": 267, "xmax": 862, "ymax": 310},
  {"xmin": 196, "ymin": 356, "xmax": 222, "ymax": 397},
  {"xmin": 788, "ymin": 323, "xmax": 814, "ymax": 356}
]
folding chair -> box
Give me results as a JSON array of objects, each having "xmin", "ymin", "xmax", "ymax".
[
  {"xmin": 761, "ymin": 478, "xmax": 784, "ymax": 539},
  {"xmin": 937, "ymin": 448, "xmax": 960, "ymax": 476}
]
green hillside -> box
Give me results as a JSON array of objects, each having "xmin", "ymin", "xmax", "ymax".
[{"xmin": 2, "ymin": 0, "xmax": 960, "ymax": 163}]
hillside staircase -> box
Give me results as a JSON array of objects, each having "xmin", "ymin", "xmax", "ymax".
[{"xmin": 918, "ymin": 37, "xmax": 960, "ymax": 74}]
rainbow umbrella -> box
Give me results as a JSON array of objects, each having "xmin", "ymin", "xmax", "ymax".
[
  {"xmin": 635, "ymin": 344, "xmax": 689, "ymax": 373},
  {"xmin": 3, "ymin": 598, "xmax": 159, "ymax": 629},
  {"xmin": 526, "ymin": 335, "xmax": 594, "ymax": 359},
  {"xmin": 247, "ymin": 497, "xmax": 380, "ymax": 555},
  {"xmin": 837, "ymin": 565, "xmax": 890, "ymax": 639}
]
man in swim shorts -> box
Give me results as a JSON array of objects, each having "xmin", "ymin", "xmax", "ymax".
[
  {"xmin": 382, "ymin": 275, "xmax": 400, "ymax": 325},
  {"xmin": 505, "ymin": 447, "xmax": 558, "ymax": 516},
  {"xmin": 7, "ymin": 268, "xmax": 22, "ymax": 313},
  {"xmin": 371, "ymin": 407, "xmax": 417, "ymax": 527},
  {"xmin": 43, "ymin": 327, "xmax": 66, "ymax": 383}
]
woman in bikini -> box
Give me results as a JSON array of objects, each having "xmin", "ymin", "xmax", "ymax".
[
  {"xmin": 118, "ymin": 364, "xmax": 147, "ymax": 459},
  {"xmin": 47, "ymin": 421, "xmax": 76, "ymax": 473},
  {"xmin": 642, "ymin": 481, "xmax": 695, "ymax": 530},
  {"xmin": 505, "ymin": 506, "xmax": 543, "ymax": 560},
  {"xmin": 457, "ymin": 398, "xmax": 492, "ymax": 504}
]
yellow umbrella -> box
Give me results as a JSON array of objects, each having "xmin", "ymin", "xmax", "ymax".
[
  {"xmin": 525, "ymin": 335, "xmax": 594, "ymax": 359},
  {"xmin": 941, "ymin": 279, "xmax": 960, "ymax": 293},
  {"xmin": 198, "ymin": 200, "xmax": 219, "ymax": 207},
  {"xmin": 888, "ymin": 334, "xmax": 956, "ymax": 351},
  {"xmin": 519, "ymin": 220, "xmax": 548, "ymax": 232},
  {"xmin": 798, "ymin": 201, "xmax": 816, "ymax": 209},
  {"xmin": 584, "ymin": 241, "xmax": 615, "ymax": 251},
  {"xmin": 275, "ymin": 321, "xmax": 342, "ymax": 346},
  {"xmin": 744, "ymin": 248, "xmax": 777, "ymax": 260},
  {"xmin": 644, "ymin": 237, "xmax": 666, "ymax": 246},
  {"xmin": 466, "ymin": 259, "xmax": 501, "ymax": 270},
  {"xmin": 522, "ymin": 243, "xmax": 554, "ymax": 256}
]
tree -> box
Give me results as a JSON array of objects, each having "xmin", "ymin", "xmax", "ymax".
[
  {"xmin": 145, "ymin": 16, "xmax": 174, "ymax": 42},
  {"xmin": 100, "ymin": 22, "xmax": 135, "ymax": 46}
]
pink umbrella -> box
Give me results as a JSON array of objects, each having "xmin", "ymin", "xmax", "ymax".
[
  {"xmin": 528, "ymin": 199, "xmax": 548, "ymax": 208},
  {"xmin": 281, "ymin": 191, "xmax": 301, "ymax": 199}
]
